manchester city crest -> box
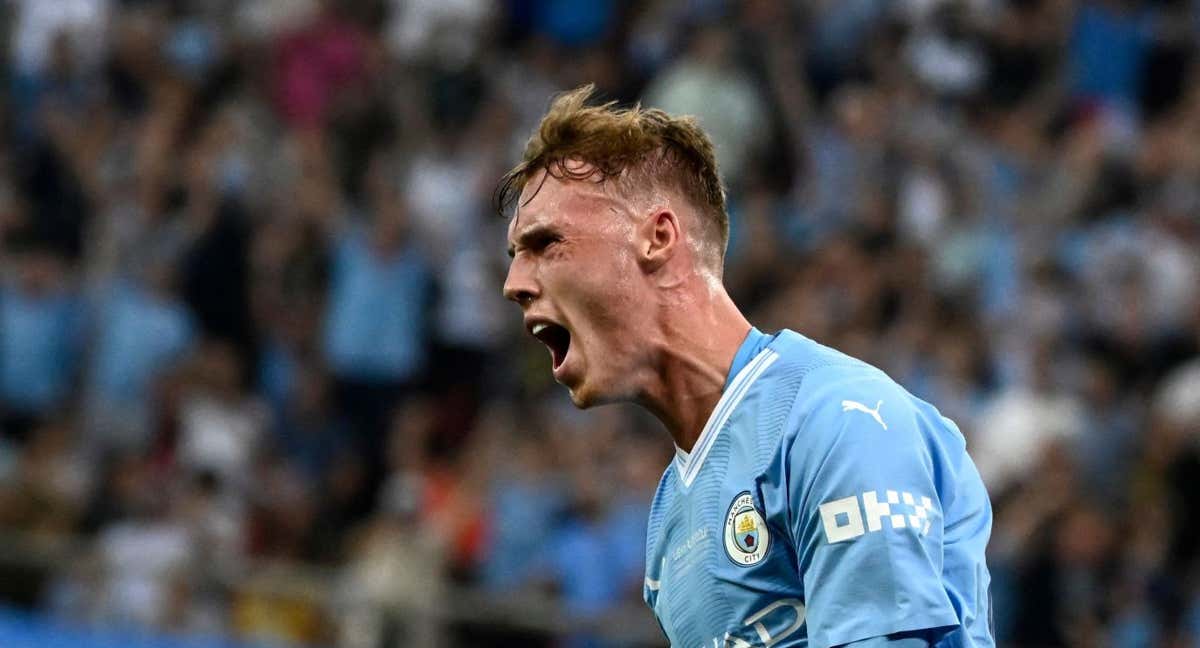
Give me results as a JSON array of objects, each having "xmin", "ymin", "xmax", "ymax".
[{"xmin": 724, "ymin": 491, "xmax": 769, "ymax": 566}]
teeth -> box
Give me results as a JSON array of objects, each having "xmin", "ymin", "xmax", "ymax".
[{"xmin": 532, "ymin": 323, "xmax": 548, "ymax": 336}]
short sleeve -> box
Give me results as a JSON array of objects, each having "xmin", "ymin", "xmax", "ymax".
[{"xmin": 787, "ymin": 380, "xmax": 960, "ymax": 648}]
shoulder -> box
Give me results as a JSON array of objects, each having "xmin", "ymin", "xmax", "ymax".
[
  {"xmin": 761, "ymin": 330, "xmax": 887, "ymax": 388},
  {"xmin": 744, "ymin": 330, "xmax": 874, "ymax": 419},
  {"xmin": 793, "ymin": 363, "xmax": 915, "ymax": 441},
  {"xmin": 766, "ymin": 332, "xmax": 936, "ymax": 472},
  {"xmin": 763, "ymin": 331, "xmax": 901, "ymax": 431}
]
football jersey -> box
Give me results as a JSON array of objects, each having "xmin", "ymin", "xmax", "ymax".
[{"xmin": 643, "ymin": 329, "xmax": 993, "ymax": 648}]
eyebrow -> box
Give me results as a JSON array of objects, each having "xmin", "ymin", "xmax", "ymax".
[{"xmin": 506, "ymin": 223, "xmax": 558, "ymax": 259}]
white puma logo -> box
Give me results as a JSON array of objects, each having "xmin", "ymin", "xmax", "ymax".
[{"xmin": 842, "ymin": 399, "xmax": 887, "ymax": 430}]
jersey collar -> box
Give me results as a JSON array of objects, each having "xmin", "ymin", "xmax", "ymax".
[
  {"xmin": 724, "ymin": 327, "xmax": 770, "ymax": 390},
  {"xmin": 674, "ymin": 328, "xmax": 778, "ymax": 489}
]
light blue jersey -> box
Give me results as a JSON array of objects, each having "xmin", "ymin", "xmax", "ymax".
[{"xmin": 643, "ymin": 329, "xmax": 993, "ymax": 648}]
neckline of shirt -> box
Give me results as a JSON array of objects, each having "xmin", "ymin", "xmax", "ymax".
[{"xmin": 673, "ymin": 345, "xmax": 779, "ymax": 489}]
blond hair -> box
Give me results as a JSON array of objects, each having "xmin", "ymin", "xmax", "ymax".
[{"xmin": 496, "ymin": 85, "xmax": 729, "ymax": 265}]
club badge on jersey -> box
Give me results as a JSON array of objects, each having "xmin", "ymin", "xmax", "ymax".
[{"xmin": 725, "ymin": 491, "xmax": 770, "ymax": 566}]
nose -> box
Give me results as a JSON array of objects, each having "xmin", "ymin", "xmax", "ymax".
[{"xmin": 503, "ymin": 256, "xmax": 539, "ymax": 306}]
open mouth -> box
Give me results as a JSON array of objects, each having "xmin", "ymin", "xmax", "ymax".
[{"xmin": 530, "ymin": 322, "xmax": 571, "ymax": 370}]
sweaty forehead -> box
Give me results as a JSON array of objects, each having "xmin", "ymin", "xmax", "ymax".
[{"xmin": 508, "ymin": 169, "xmax": 628, "ymax": 239}]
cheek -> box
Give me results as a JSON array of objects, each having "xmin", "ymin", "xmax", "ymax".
[
  {"xmin": 546, "ymin": 236, "xmax": 645, "ymax": 338},
  {"xmin": 576, "ymin": 248, "xmax": 639, "ymax": 312},
  {"xmin": 577, "ymin": 274, "xmax": 648, "ymax": 363}
]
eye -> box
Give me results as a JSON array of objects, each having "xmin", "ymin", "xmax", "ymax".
[{"xmin": 530, "ymin": 232, "xmax": 562, "ymax": 253}]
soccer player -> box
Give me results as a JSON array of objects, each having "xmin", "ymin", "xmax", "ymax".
[{"xmin": 498, "ymin": 86, "xmax": 993, "ymax": 648}]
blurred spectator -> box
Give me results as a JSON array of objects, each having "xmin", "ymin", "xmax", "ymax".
[
  {"xmin": 322, "ymin": 156, "xmax": 432, "ymax": 449},
  {"xmin": 176, "ymin": 154, "xmax": 257, "ymax": 361},
  {"xmin": 1068, "ymin": 1, "xmax": 1151, "ymax": 113},
  {"xmin": 93, "ymin": 460, "xmax": 190, "ymax": 628},
  {"xmin": 480, "ymin": 417, "xmax": 566, "ymax": 592},
  {"xmin": 84, "ymin": 257, "xmax": 194, "ymax": 450},
  {"xmin": 799, "ymin": 83, "xmax": 890, "ymax": 236},
  {"xmin": 272, "ymin": 0, "xmax": 370, "ymax": 131},
  {"xmin": 0, "ymin": 243, "xmax": 82, "ymax": 441},
  {"xmin": 0, "ymin": 418, "xmax": 91, "ymax": 536},
  {"xmin": 905, "ymin": 3, "xmax": 987, "ymax": 99},
  {"xmin": 270, "ymin": 361, "xmax": 349, "ymax": 485},
  {"xmin": 10, "ymin": 0, "xmax": 110, "ymax": 79},
  {"xmin": 643, "ymin": 22, "xmax": 770, "ymax": 188},
  {"xmin": 385, "ymin": 0, "xmax": 495, "ymax": 68},
  {"xmin": 176, "ymin": 341, "xmax": 268, "ymax": 492},
  {"xmin": 972, "ymin": 342, "xmax": 1085, "ymax": 494},
  {"xmin": 527, "ymin": 0, "xmax": 618, "ymax": 48}
]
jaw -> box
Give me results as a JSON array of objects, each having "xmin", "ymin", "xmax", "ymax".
[
  {"xmin": 556, "ymin": 348, "xmax": 589, "ymax": 404},
  {"xmin": 553, "ymin": 297, "xmax": 658, "ymax": 409},
  {"xmin": 557, "ymin": 344, "xmax": 611, "ymax": 409},
  {"xmin": 562, "ymin": 349, "xmax": 653, "ymax": 411},
  {"xmin": 566, "ymin": 386, "xmax": 592, "ymax": 408},
  {"xmin": 565, "ymin": 380, "xmax": 615, "ymax": 410}
]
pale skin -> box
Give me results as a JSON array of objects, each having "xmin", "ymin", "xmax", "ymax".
[{"xmin": 503, "ymin": 165, "xmax": 751, "ymax": 452}]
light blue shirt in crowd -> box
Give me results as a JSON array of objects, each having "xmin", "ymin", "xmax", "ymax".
[
  {"xmin": 323, "ymin": 226, "xmax": 430, "ymax": 383},
  {"xmin": 88, "ymin": 280, "xmax": 194, "ymax": 406},
  {"xmin": 0, "ymin": 284, "xmax": 81, "ymax": 413}
]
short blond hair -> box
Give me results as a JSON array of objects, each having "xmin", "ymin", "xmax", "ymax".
[{"xmin": 496, "ymin": 85, "xmax": 729, "ymax": 263}]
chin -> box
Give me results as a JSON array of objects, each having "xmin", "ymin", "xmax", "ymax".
[
  {"xmin": 565, "ymin": 376, "xmax": 628, "ymax": 410},
  {"xmin": 567, "ymin": 388, "xmax": 593, "ymax": 408},
  {"xmin": 560, "ymin": 370, "xmax": 598, "ymax": 408},
  {"xmin": 566, "ymin": 382, "xmax": 599, "ymax": 409}
]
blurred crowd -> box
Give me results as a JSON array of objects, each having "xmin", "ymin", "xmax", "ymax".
[{"xmin": 0, "ymin": 0, "xmax": 1198, "ymax": 646}]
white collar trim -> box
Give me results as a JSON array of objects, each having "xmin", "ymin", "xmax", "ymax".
[{"xmin": 674, "ymin": 347, "xmax": 779, "ymax": 489}]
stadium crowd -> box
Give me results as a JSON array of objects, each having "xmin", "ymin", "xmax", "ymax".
[{"xmin": 0, "ymin": 0, "xmax": 1198, "ymax": 646}]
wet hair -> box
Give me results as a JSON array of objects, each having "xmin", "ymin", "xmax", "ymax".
[{"xmin": 495, "ymin": 84, "xmax": 729, "ymax": 266}]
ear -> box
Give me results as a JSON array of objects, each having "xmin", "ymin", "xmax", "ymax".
[{"xmin": 637, "ymin": 208, "xmax": 680, "ymax": 273}]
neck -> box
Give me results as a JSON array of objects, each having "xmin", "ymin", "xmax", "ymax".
[{"xmin": 636, "ymin": 283, "xmax": 751, "ymax": 453}]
